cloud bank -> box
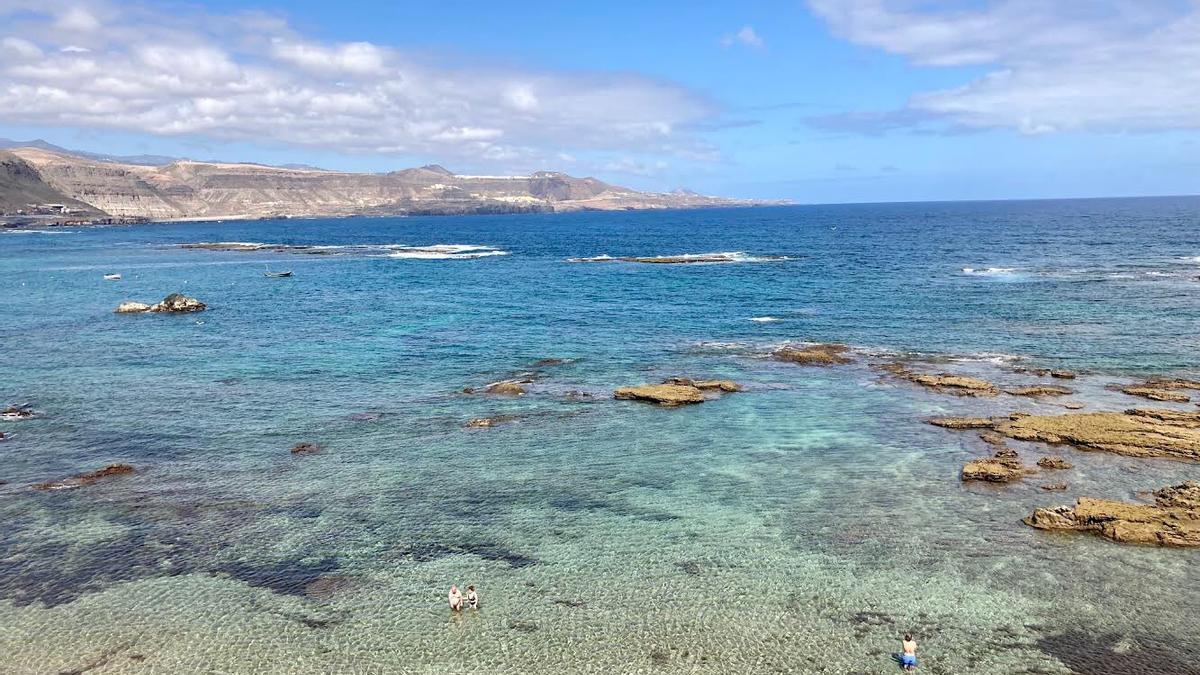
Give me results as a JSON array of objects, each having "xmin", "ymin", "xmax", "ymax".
[
  {"xmin": 808, "ymin": 0, "xmax": 1200, "ymax": 134},
  {"xmin": 0, "ymin": 1, "xmax": 720, "ymax": 169}
]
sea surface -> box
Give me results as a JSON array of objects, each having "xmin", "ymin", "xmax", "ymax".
[{"xmin": 1, "ymin": 198, "xmax": 1199, "ymax": 674}]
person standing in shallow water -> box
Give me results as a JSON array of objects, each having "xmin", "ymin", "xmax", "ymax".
[
  {"xmin": 900, "ymin": 634, "xmax": 918, "ymax": 671},
  {"xmin": 448, "ymin": 585, "xmax": 463, "ymax": 612},
  {"xmin": 465, "ymin": 585, "xmax": 479, "ymax": 610}
]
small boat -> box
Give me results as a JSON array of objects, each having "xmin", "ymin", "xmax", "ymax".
[
  {"xmin": 264, "ymin": 270, "xmax": 293, "ymax": 278},
  {"xmin": 103, "ymin": 273, "xmax": 122, "ymax": 280}
]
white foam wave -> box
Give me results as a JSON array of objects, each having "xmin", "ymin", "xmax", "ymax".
[
  {"xmin": 569, "ymin": 251, "xmax": 790, "ymax": 264},
  {"xmin": 387, "ymin": 244, "xmax": 509, "ymax": 260},
  {"xmin": 961, "ymin": 267, "xmax": 1017, "ymax": 276},
  {"xmin": 749, "ymin": 316, "xmax": 781, "ymax": 323},
  {"xmin": 5, "ymin": 229, "xmax": 77, "ymax": 235}
]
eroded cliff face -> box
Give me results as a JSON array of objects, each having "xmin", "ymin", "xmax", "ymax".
[{"xmin": 8, "ymin": 148, "xmax": 753, "ymax": 220}]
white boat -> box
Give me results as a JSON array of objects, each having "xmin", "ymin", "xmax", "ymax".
[{"xmin": 103, "ymin": 273, "xmax": 122, "ymax": 280}]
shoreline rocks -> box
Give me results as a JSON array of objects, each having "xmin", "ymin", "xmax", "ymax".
[
  {"xmin": 1025, "ymin": 481, "xmax": 1200, "ymax": 547},
  {"xmin": 1117, "ymin": 378, "xmax": 1200, "ymax": 403},
  {"xmin": 773, "ymin": 343, "xmax": 854, "ymax": 366},
  {"xmin": 115, "ymin": 293, "xmax": 207, "ymax": 314},
  {"xmin": 33, "ymin": 464, "xmax": 135, "ymax": 491},
  {"xmin": 1005, "ymin": 385, "xmax": 1074, "ymax": 397}
]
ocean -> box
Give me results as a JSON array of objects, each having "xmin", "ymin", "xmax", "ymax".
[{"xmin": 1, "ymin": 198, "xmax": 1199, "ymax": 674}]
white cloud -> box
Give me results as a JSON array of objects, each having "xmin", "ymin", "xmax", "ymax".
[
  {"xmin": 721, "ymin": 25, "xmax": 765, "ymax": 50},
  {"xmin": 808, "ymin": 0, "xmax": 1200, "ymax": 133},
  {"xmin": 0, "ymin": 1, "xmax": 720, "ymax": 170}
]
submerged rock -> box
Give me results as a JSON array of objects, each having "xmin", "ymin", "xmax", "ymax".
[
  {"xmin": 1041, "ymin": 482, "xmax": 1068, "ymax": 491},
  {"xmin": 774, "ymin": 343, "xmax": 854, "ymax": 366},
  {"xmin": 1050, "ymin": 371, "xmax": 1077, "ymax": 379},
  {"xmin": 465, "ymin": 415, "xmax": 519, "ymax": 428},
  {"xmin": 880, "ymin": 363, "xmax": 998, "ymax": 396},
  {"xmin": 927, "ymin": 416, "xmax": 1005, "ymax": 429},
  {"xmin": 1037, "ymin": 456, "xmax": 1073, "ymax": 470},
  {"xmin": 614, "ymin": 384, "xmax": 706, "ymax": 406},
  {"xmin": 1005, "ymin": 385, "xmax": 1074, "ymax": 397},
  {"xmin": 993, "ymin": 408, "xmax": 1200, "ymax": 460},
  {"xmin": 1025, "ymin": 481, "xmax": 1200, "ymax": 547},
  {"xmin": 33, "ymin": 464, "xmax": 135, "ymax": 491},
  {"xmin": 978, "ymin": 430, "xmax": 1007, "ymax": 446},
  {"xmin": 115, "ymin": 293, "xmax": 206, "ymax": 314},
  {"xmin": 1120, "ymin": 385, "xmax": 1190, "ymax": 403},
  {"xmin": 289, "ymin": 442, "xmax": 324, "ymax": 455}
]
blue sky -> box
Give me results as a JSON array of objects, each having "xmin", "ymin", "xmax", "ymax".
[{"xmin": 1, "ymin": 0, "xmax": 1198, "ymax": 202}]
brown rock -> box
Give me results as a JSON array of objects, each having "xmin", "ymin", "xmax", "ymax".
[
  {"xmin": 1041, "ymin": 483, "xmax": 1068, "ymax": 491},
  {"xmin": 1024, "ymin": 481, "xmax": 1200, "ymax": 547},
  {"xmin": 1121, "ymin": 385, "xmax": 1190, "ymax": 403},
  {"xmin": 289, "ymin": 442, "xmax": 324, "ymax": 455},
  {"xmin": 927, "ymin": 416, "xmax": 1002, "ymax": 429},
  {"xmin": 774, "ymin": 343, "xmax": 854, "ymax": 366},
  {"xmin": 663, "ymin": 377, "xmax": 743, "ymax": 392},
  {"xmin": 1037, "ymin": 456, "xmax": 1073, "ymax": 470},
  {"xmin": 1005, "ymin": 385, "xmax": 1074, "ymax": 397},
  {"xmin": 1050, "ymin": 371, "xmax": 1077, "ymax": 379},
  {"xmin": 978, "ymin": 430, "xmax": 1007, "ymax": 446},
  {"xmin": 962, "ymin": 458, "xmax": 1031, "ymax": 483},
  {"xmin": 614, "ymin": 384, "xmax": 706, "ymax": 406},
  {"xmin": 880, "ymin": 363, "xmax": 998, "ymax": 396},
  {"xmin": 33, "ymin": 464, "xmax": 135, "ymax": 490},
  {"xmin": 993, "ymin": 448, "xmax": 1019, "ymax": 460},
  {"xmin": 149, "ymin": 293, "xmax": 207, "ymax": 313},
  {"xmin": 484, "ymin": 381, "xmax": 526, "ymax": 396},
  {"xmin": 993, "ymin": 408, "xmax": 1200, "ymax": 460}
]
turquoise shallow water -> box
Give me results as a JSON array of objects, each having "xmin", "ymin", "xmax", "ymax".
[{"xmin": 1, "ymin": 200, "xmax": 1200, "ymax": 674}]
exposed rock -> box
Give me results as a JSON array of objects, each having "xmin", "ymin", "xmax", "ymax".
[
  {"xmin": 1005, "ymin": 385, "xmax": 1074, "ymax": 397},
  {"xmin": 1050, "ymin": 371, "xmax": 1077, "ymax": 379},
  {"xmin": 881, "ymin": 363, "xmax": 998, "ymax": 396},
  {"xmin": 465, "ymin": 415, "xmax": 519, "ymax": 429},
  {"xmin": 978, "ymin": 430, "xmax": 1007, "ymax": 446},
  {"xmin": 1041, "ymin": 483, "xmax": 1068, "ymax": 491},
  {"xmin": 1024, "ymin": 481, "xmax": 1200, "ymax": 547},
  {"xmin": 614, "ymin": 384, "xmax": 706, "ymax": 407},
  {"xmin": 962, "ymin": 458, "xmax": 1031, "ymax": 483},
  {"xmin": 774, "ymin": 343, "xmax": 854, "ymax": 366},
  {"xmin": 289, "ymin": 442, "xmax": 324, "ymax": 455},
  {"xmin": 1063, "ymin": 402, "xmax": 1085, "ymax": 410},
  {"xmin": 149, "ymin": 293, "xmax": 207, "ymax": 313},
  {"xmin": 1120, "ymin": 385, "xmax": 1190, "ymax": 403},
  {"xmin": 663, "ymin": 377, "xmax": 743, "ymax": 392},
  {"xmin": 1037, "ymin": 456, "xmax": 1073, "ymax": 470},
  {"xmin": 0, "ymin": 431, "xmax": 6, "ymax": 441},
  {"xmin": 993, "ymin": 408, "xmax": 1200, "ymax": 460},
  {"xmin": 484, "ymin": 380, "xmax": 527, "ymax": 396},
  {"xmin": 33, "ymin": 464, "xmax": 135, "ymax": 490},
  {"xmin": 115, "ymin": 293, "xmax": 206, "ymax": 314},
  {"xmin": 993, "ymin": 448, "xmax": 1019, "ymax": 459},
  {"xmin": 114, "ymin": 301, "xmax": 152, "ymax": 314},
  {"xmin": 927, "ymin": 416, "xmax": 1004, "ymax": 429},
  {"xmin": 2, "ymin": 404, "xmax": 36, "ymax": 421}
]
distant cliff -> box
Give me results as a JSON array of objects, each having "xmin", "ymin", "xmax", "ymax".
[{"xmin": 0, "ymin": 145, "xmax": 766, "ymax": 222}]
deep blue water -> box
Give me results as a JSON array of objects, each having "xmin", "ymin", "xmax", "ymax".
[{"xmin": 1, "ymin": 199, "xmax": 1199, "ymax": 674}]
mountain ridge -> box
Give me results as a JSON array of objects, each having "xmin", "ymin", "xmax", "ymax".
[{"xmin": 0, "ymin": 140, "xmax": 772, "ymax": 223}]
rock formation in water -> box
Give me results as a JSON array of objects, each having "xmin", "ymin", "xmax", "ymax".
[
  {"xmin": 33, "ymin": 464, "xmax": 135, "ymax": 490},
  {"xmin": 115, "ymin": 294, "xmax": 207, "ymax": 314},
  {"xmin": 773, "ymin": 343, "xmax": 854, "ymax": 366},
  {"xmin": 1037, "ymin": 456, "xmax": 1073, "ymax": 470},
  {"xmin": 2, "ymin": 404, "xmax": 36, "ymax": 420},
  {"xmin": 994, "ymin": 409, "xmax": 1200, "ymax": 460},
  {"xmin": 880, "ymin": 363, "xmax": 999, "ymax": 396},
  {"xmin": 1025, "ymin": 481, "xmax": 1200, "ymax": 547},
  {"xmin": 662, "ymin": 377, "xmax": 743, "ymax": 392},
  {"xmin": 289, "ymin": 442, "xmax": 324, "ymax": 455},
  {"xmin": 614, "ymin": 384, "xmax": 706, "ymax": 406},
  {"xmin": 1117, "ymin": 378, "xmax": 1200, "ymax": 403},
  {"xmin": 962, "ymin": 451, "xmax": 1033, "ymax": 483},
  {"xmin": 1005, "ymin": 385, "xmax": 1074, "ymax": 397},
  {"xmin": 1, "ymin": 145, "xmax": 766, "ymax": 222},
  {"xmin": 483, "ymin": 381, "xmax": 527, "ymax": 396}
]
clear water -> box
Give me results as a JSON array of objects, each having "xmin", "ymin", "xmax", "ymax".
[{"xmin": 1, "ymin": 199, "xmax": 1199, "ymax": 674}]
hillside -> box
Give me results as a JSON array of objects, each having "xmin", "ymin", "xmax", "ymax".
[{"xmin": 1, "ymin": 144, "xmax": 762, "ymax": 222}]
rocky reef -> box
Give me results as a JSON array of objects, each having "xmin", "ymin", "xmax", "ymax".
[
  {"xmin": 880, "ymin": 363, "xmax": 999, "ymax": 396},
  {"xmin": 773, "ymin": 343, "xmax": 854, "ymax": 366},
  {"xmin": 1117, "ymin": 377, "xmax": 1200, "ymax": 403},
  {"xmin": 1025, "ymin": 481, "xmax": 1200, "ymax": 547},
  {"xmin": 614, "ymin": 377, "xmax": 743, "ymax": 406},
  {"xmin": 962, "ymin": 455, "xmax": 1033, "ymax": 483},
  {"xmin": 115, "ymin": 293, "xmax": 207, "ymax": 314},
  {"xmin": 1005, "ymin": 385, "xmax": 1073, "ymax": 397},
  {"xmin": 33, "ymin": 464, "xmax": 135, "ymax": 491}
]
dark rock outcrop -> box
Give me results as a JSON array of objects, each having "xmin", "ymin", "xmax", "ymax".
[
  {"xmin": 2, "ymin": 404, "xmax": 36, "ymax": 421},
  {"xmin": 116, "ymin": 293, "xmax": 206, "ymax": 314},
  {"xmin": 1050, "ymin": 371, "xmax": 1077, "ymax": 379},
  {"xmin": 465, "ymin": 415, "xmax": 519, "ymax": 429},
  {"xmin": 1041, "ymin": 483, "xmax": 1068, "ymax": 491},
  {"xmin": 33, "ymin": 464, "xmax": 135, "ymax": 490},
  {"xmin": 483, "ymin": 380, "xmax": 527, "ymax": 396},
  {"xmin": 1025, "ymin": 481, "xmax": 1200, "ymax": 547},
  {"xmin": 1037, "ymin": 456, "xmax": 1073, "ymax": 470},
  {"xmin": 1005, "ymin": 385, "xmax": 1073, "ymax": 397}
]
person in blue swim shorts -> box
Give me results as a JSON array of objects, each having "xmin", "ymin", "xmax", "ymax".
[{"xmin": 901, "ymin": 633, "xmax": 918, "ymax": 671}]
